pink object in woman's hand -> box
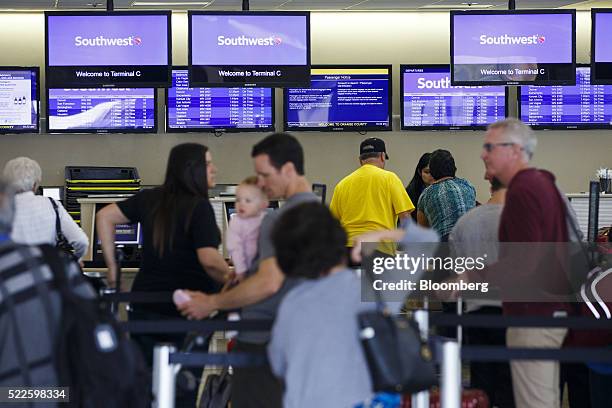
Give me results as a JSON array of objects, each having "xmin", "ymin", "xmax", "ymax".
[{"xmin": 173, "ymin": 289, "xmax": 191, "ymax": 306}]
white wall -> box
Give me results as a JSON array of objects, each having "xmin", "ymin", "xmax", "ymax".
[{"xmin": 0, "ymin": 10, "xmax": 608, "ymax": 203}]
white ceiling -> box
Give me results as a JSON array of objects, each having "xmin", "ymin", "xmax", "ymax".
[{"xmin": 2, "ymin": 0, "xmax": 612, "ymax": 11}]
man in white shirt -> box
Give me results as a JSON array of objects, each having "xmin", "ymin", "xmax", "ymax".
[{"xmin": 2, "ymin": 157, "xmax": 88, "ymax": 258}]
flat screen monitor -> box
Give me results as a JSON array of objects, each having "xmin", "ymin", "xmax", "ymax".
[
  {"xmin": 166, "ymin": 67, "xmax": 274, "ymax": 132},
  {"xmin": 113, "ymin": 223, "xmax": 142, "ymax": 245},
  {"xmin": 45, "ymin": 11, "xmax": 171, "ymax": 88},
  {"xmin": 188, "ymin": 11, "xmax": 310, "ymax": 87},
  {"xmin": 41, "ymin": 186, "xmax": 63, "ymax": 202},
  {"xmin": 519, "ymin": 65, "xmax": 612, "ymax": 129},
  {"xmin": 284, "ymin": 65, "xmax": 392, "ymax": 131},
  {"xmin": 46, "ymin": 87, "xmax": 157, "ymax": 134},
  {"xmin": 591, "ymin": 9, "xmax": 612, "ymax": 84},
  {"xmin": 451, "ymin": 10, "xmax": 576, "ymax": 86},
  {"xmin": 0, "ymin": 67, "xmax": 39, "ymax": 134},
  {"xmin": 400, "ymin": 64, "xmax": 507, "ymax": 130},
  {"xmin": 92, "ymin": 203, "xmax": 141, "ymax": 246},
  {"xmin": 311, "ymin": 183, "xmax": 327, "ymax": 203}
]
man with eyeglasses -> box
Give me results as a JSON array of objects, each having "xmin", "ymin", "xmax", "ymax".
[{"xmin": 475, "ymin": 118, "xmax": 573, "ymax": 408}]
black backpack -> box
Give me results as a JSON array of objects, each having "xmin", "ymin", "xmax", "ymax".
[{"xmin": 40, "ymin": 245, "xmax": 151, "ymax": 408}]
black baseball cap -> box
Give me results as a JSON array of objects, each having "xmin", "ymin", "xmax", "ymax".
[{"xmin": 359, "ymin": 137, "xmax": 389, "ymax": 160}]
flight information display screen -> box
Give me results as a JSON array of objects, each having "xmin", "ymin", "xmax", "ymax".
[
  {"xmin": 47, "ymin": 87, "xmax": 156, "ymax": 133},
  {"xmin": 167, "ymin": 68, "xmax": 274, "ymax": 132},
  {"xmin": 0, "ymin": 68, "xmax": 39, "ymax": 133},
  {"xmin": 284, "ymin": 66, "xmax": 391, "ymax": 131},
  {"xmin": 401, "ymin": 65, "xmax": 506, "ymax": 130},
  {"xmin": 519, "ymin": 65, "xmax": 612, "ymax": 129}
]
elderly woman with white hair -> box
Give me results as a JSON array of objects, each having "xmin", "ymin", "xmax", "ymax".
[{"xmin": 2, "ymin": 157, "xmax": 88, "ymax": 258}]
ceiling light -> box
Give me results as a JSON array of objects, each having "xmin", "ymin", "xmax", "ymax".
[
  {"xmin": 132, "ymin": 1, "xmax": 210, "ymax": 6},
  {"xmin": 420, "ymin": 4, "xmax": 493, "ymax": 8}
]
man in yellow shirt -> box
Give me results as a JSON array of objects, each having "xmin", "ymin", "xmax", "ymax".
[{"xmin": 330, "ymin": 137, "xmax": 414, "ymax": 259}]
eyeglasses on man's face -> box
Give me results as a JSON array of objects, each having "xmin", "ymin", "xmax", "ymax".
[{"xmin": 482, "ymin": 142, "xmax": 516, "ymax": 153}]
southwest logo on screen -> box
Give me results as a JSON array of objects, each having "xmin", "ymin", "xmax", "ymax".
[
  {"xmin": 217, "ymin": 35, "xmax": 283, "ymax": 46},
  {"xmin": 74, "ymin": 36, "xmax": 143, "ymax": 47},
  {"xmin": 479, "ymin": 34, "xmax": 545, "ymax": 45}
]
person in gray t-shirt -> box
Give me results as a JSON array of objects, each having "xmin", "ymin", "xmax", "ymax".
[{"xmin": 268, "ymin": 202, "xmax": 376, "ymax": 408}]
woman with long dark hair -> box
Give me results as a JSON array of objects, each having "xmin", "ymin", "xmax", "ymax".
[
  {"xmin": 97, "ymin": 143, "xmax": 230, "ymax": 403},
  {"xmin": 98, "ymin": 143, "xmax": 229, "ymax": 302},
  {"xmin": 405, "ymin": 152, "xmax": 433, "ymax": 221}
]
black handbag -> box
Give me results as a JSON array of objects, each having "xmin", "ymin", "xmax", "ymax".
[
  {"xmin": 198, "ymin": 367, "xmax": 232, "ymax": 408},
  {"xmin": 358, "ymin": 257, "xmax": 437, "ymax": 394},
  {"xmin": 48, "ymin": 197, "xmax": 78, "ymax": 262}
]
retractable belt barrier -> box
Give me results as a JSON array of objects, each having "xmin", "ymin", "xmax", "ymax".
[
  {"xmin": 148, "ymin": 310, "xmax": 612, "ymax": 408},
  {"xmin": 461, "ymin": 346, "xmax": 612, "ymax": 363},
  {"xmin": 120, "ymin": 319, "xmax": 273, "ymax": 334},
  {"xmin": 430, "ymin": 313, "xmax": 612, "ymax": 330},
  {"xmin": 169, "ymin": 352, "xmax": 267, "ymax": 367},
  {"xmin": 101, "ymin": 291, "xmax": 172, "ymax": 303}
]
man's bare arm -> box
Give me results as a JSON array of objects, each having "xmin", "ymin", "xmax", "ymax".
[
  {"xmin": 178, "ymin": 257, "xmax": 285, "ymax": 319},
  {"xmin": 397, "ymin": 210, "xmax": 412, "ymax": 220},
  {"xmin": 213, "ymin": 257, "xmax": 284, "ymax": 309},
  {"xmin": 417, "ymin": 210, "xmax": 429, "ymax": 227}
]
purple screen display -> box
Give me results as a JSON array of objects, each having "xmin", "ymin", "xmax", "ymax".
[
  {"xmin": 594, "ymin": 13, "xmax": 612, "ymax": 62},
  {"xmin": 520, "ymin": 66, "xmax": 612, "ymax": 127},
  {"xmin": 47, "ymin": 15, "xmax": 169, "ymax": 66},
  {"xmin": 47, "ymin": 88, "xmax": 155, "ymax": 131},
  {"xmin": 190, "ymin": 14, "xmax": 307, "ymax": 65},
  {"xmin": 453, "ymin": 13, "xmax": 573, "ymax": 64},
  {"xmin": 402, "ymin": 67, "xmax": 505, "ymax": 128}
]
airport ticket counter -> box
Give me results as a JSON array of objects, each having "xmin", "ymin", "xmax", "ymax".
[{"xmin": 78, "ymin": 196, "xmax": 243, "ymax": 280}]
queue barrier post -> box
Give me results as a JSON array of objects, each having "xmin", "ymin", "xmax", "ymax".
[
  {"xmin": 441, "ymin": 340, "xmax": 461, "ymax": 408},
  {"xmin": 412, "ymin": 309, "xmax": 430, "ymax": 408},
  {"xmin": 153, "ymin": 344, "xmax": 177, "ymax": 408}
]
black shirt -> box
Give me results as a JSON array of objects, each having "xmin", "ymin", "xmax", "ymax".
[{"xmin": 117, "ymin": 188, "xmax": 222, "ymax": 316}]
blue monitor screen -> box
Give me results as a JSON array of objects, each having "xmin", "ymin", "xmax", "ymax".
[
  {"xmin": 519, "ymin": 65, "xmax": 612, "ymax": 129},
  {"xmin": 401, "ymin": 65, "xmax": 506, "ymax": 130},
  {"xmin": 284, "ymin": 66, "xmax": 391, "ymax": 131},
  {"xmin": 47, "ymin": 87, "xmax": 156, "ymax": 133},
  {"xmin": 114, "ymin": 223, "xmax": 141, "ymax": 245},
  {"xmin": 95, "ymin": 222, "xmax": 142, "ymax": 245},
  {"xmin": 0, "ymin": 68, "xmax": 39, "ymax": 134},
  {"xmin": 167, "ymin": 68, "xmax": 274, "ymax": 132}
]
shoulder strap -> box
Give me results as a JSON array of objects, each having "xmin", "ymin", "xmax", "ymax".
[
  {"xmin": 555, "ymin": 185, "xmax": 584, "ymax": 242},
  {"xmin": 48, "ymin": 197, "xmax": 63, "ymax": 243}
]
